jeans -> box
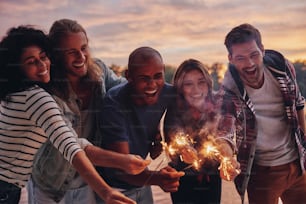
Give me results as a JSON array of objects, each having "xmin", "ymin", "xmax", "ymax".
[
  {"xmin": 27, "ymin": 178, "xmax": 96, "ymax": 204},
  {"xmin": 96, "ymin": 186, "xmax": 153, "ymax": 204},
  {"xmin": 248, "ymin": 159, "xmax": 306, "ymax": 204},
  {"xmin": 0, "ymin": 180, "xmax": 21, "ymax": 204}
]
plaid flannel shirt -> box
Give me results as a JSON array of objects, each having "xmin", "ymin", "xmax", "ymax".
[{"xmin": 218, "ymin": 50, "xmax": 306, "ymax": 203}]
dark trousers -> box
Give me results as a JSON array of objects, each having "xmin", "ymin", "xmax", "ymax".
[
  {"xmin": 0, "ymin": 180, "xmax": 21, "ymax": 204},
  {"xmin": 171, "ymin": 174, "xmax": 221, "ymax": 204}
]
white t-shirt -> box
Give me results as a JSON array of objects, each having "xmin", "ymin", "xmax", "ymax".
[{"xmin": 245, "ymin": 68, "xmax": 298, "ymax": 166}]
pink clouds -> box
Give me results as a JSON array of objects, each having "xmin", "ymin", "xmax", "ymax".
[{"xmin": 1, "ymin": 0, "xmax": 305, "ymax": 67}]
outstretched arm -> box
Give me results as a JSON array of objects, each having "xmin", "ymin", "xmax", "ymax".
[
  {"xmin": 84, "ymin": 145, "xmax": 150, "ymax": 175},
  {"xmin": 72, "ymin": 151, "xmax": 136, "ymax": 204},
  {"xmin": 104, "ymin": 141, "xmax": 184, "ymax": 192},
  {"xmin": 31, "ymin": 89, "xmax": 136, "ymax": 203}
]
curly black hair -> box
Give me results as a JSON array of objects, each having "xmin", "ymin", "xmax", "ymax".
[{"xmin": 0, "ymin": 25, "xmax": 50, "ymax": 100}]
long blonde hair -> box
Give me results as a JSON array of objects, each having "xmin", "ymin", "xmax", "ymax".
[
  {"xmin": 48, "ymin": 19, "xmax": 102, "ymax": 99},
  {"xmin": 173, "ymin": 59, "xmax": 213, "ymax": 102}
]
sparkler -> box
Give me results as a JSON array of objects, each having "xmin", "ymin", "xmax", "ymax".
[
  {"xmin": 199, "ymin": 140, "xmax": 241, "ymax": 180},
  {"xmin": 218, "ymin": 156, "xmax": 241, "ymax": 181},
  {"xmin": 163, "ymin": 132, "xmax": 240, "ymax": 181},
  {"xmin": 162, "ymin": 132, "xmax": 198, "ymax": 167}
]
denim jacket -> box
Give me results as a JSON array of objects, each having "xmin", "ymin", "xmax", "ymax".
[
  {"xmin": 31, "ymin": 59, "xmax": 126, "ymax": 202},
  {"xmin": 217, "ymin": 50, "xmax": 305, "ymax": 203}
]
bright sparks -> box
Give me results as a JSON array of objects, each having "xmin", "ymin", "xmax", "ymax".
[{"xmin": 162, "ymin": 132, "xmax": 240, "ymax": 180}]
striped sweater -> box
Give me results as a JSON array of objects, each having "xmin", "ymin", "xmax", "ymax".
[{"xmin": 0, "ymin": 86, "xmax": 82, "ymax": 188}]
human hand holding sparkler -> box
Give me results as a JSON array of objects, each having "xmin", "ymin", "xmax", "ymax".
[
  {"xmin": 163, "ymin": 132, "xmax": 240, "ymax": 180},
  {"xmin": 155, "ymin": 166, "xmax": 185, "ymax": 192},
  {"xmin": 198, "ymin": 139, "xmax": 241, "ymax": 181},
  {"xmin": 217, "ymin": 140, "xmax": 241, "ymax": 181},
  {"xmin": 180, "ymin": 146, "xmax": 198, "ymax": 164},
  {"xmin": 144, "ymin": 156, "xmax": 184, "ymax": 192},
  {"xmin": 143, "ymin": 137, "xmax": 185, "ymax": 192},
  {"xmin": 163, "ymin": 132, "xmax": 199, "ymax": 166},
  {"xmin": 219, "ymin": 156, "xmax": 240, "ymax": 181}
]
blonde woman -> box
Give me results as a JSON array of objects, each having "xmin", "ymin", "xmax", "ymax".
[
  {"xmin": 164, "ymin": 59, "xmax": 223, "ymax": 204},
  {"xmin": 29, "ymin": 19, "xmax": 131, "ymax": 204}
]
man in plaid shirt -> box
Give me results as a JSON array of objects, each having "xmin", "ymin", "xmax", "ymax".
[{"xmin": 217, "ymin": 23, "xmax": 306, "ymax": 204}]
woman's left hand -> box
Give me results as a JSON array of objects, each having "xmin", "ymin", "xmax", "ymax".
[{"xmin": 180, "ymin": 146, "xmax": 198, "ymax": 164}]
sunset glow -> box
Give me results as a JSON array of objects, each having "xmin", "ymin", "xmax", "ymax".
[{"xmin": 1, "ymin": 0, "xmax": 305, "ymax": 68}]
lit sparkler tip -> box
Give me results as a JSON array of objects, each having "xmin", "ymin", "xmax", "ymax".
[
  {"xmin": 167, "ymin": 145, "xmax": 176, "ymax": 155},
  {"xmin": 193, "ymin": 160, "xmax": 200, "ymax": 170},
  {"xmin": 198, "ymin": 141, "xmax": 220, "ymax": 159}
]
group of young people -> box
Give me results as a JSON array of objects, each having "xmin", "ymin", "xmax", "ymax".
[{"xmin": 0, "ymin": 18, "xmax": 305, "ymax": 204}]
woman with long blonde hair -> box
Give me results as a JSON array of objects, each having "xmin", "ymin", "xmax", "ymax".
[
  {"xmin": 29, "ymin": 19, "xmax": 129, "ymax": 204},
  {"xmin": 164, "ymin": 59, "xmax": 222, "ymax": 204}
]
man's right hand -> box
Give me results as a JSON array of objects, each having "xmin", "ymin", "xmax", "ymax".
[
  {"xmin": 180, "ymin": 146, "xmax": 198, "ymax": 164},
  {"xmin": 123, "ymin": 154, "xmax": 151, "ymax": 175},
  {"xmin": 157, "ymin": 166, "xmax": 185, "ymax": 192}
]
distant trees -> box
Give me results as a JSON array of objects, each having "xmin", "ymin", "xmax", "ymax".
[
  {"xmin": 109, "ymin": 64, "xmax": 126, "ymax": 77},
  {"xmin": 109, "ymin": 63, "xmax": 178, "ymax": 83},
  {"xmin": 163, "ymin": 63, "xmax": 225, "ymax": 91},
  {"xmin": 293, "ymin": 60, "xmax": 306, "ymax": 98},
  {"xmin": 164, "ymin": 64, "xmax": 176, "ymax": 83},
  {"xmin": 109, "ymin": 60, "xmax": 306, "ymax": 98},
  {"xmin": 208, "ymin": 63, "xmax": 225, "ymax": 91}
]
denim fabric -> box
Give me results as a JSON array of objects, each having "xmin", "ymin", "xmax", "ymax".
[
  {"xmin": 28, "ymin": 178, "xmax": 96, "ymax": 204},
  {"xmin": 31, "ymin": 96, "xmax": 82, "ymax": 200},
  {"xmin": 95, "ymin": 186, "xmax": 153, "ymax": 204},
  {"xmin": 30, "ymin": 59, "xmax": 126, "ymax": 202}
]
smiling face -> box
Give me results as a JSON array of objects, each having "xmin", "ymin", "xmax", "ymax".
[
  {"xmin": 228, "ymin": 40, "xmax": 265, "ymax": 89},
  {"xmin": 127, "ymin": 56, "xmax": 165, "ymax": 106},
  {"xmin": 182, "ymin": 69, "xmax": 208, "ymax": 110},
  {"xmin": 58, "ymin": 32, "xmax": 89, "ymax": 81},
  {"xmin": 20, "ymin": 45, "xmax": 51, "ymax": 83}
]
